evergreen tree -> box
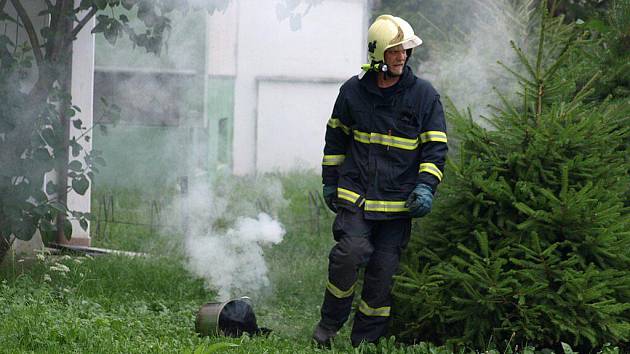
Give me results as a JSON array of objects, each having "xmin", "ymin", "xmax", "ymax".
[{"xmin": 391, "ymin": 3, "xmax": 630, "ymax": 352}]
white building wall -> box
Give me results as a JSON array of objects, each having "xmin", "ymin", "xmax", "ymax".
[
  {"xmin": 227, "ymin": 0, "xmax": 367, "ymax": 174},
  {"xmin": 206, "ymin": 4, "xmax": 238, "ymax": 77},
  {"xmin": 256, "ymin": 79, "xmax": 342, "ymax": 172}
]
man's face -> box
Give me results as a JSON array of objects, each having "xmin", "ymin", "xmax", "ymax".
[{"xmin": 383, "ymin": 45, "xmax": 407, "ymax": 76}]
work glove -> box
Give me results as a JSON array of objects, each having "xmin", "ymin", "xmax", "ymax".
[
  {"xmin": 322, "ymin": 184, "xmax": 338, "ymax": 213},
  {"xmin": 405, "ymin": 183, "xmax": 433, "ymax": 218}
]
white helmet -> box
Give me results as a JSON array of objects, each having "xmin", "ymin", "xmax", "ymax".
[{"xmin": 362, "ymin": 15, "xmax": 422, "ymax": 72}]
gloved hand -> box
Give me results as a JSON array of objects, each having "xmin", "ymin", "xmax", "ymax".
[
  {"xmin": 405, "ymin": 183, "xmax": 433, "ymax": 218},
  {"xmin": 322, "ymin": 185, "xmax": 338, "ymax": 213}
]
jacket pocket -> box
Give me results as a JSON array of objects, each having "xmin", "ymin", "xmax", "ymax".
[
  {"xmin": 392, "ymin": 106, "xmax": 420, "ymax": 139},
  {"xmin": 380, "ymin": 157, "xmax": 416, "ymax": 193}
]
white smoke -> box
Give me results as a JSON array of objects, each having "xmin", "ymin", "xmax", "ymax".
[
  {"xmin": 418, "ymin": 0, "xmax": 534, "ymax": 121},
  {"xmin": 176, "ymin": 175, "xmax": 288, "ymax": 301},
  {"xmin": 186, "ymin": 212, "xmax": 285, "ymax": 301}
]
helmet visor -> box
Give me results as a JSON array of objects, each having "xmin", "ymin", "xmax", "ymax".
[{"xmin": 402, "ymin": 35, "xmax": 422, "ymax": 50}]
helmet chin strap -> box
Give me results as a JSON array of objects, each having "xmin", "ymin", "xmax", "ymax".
[
  {"xmin": 360, "ymin": 62, "xmax": 388, "ymax": 73},
  {"xmin": 360, "ymin": 61, "xmax": 397, "ymax": 80},
  {"xmin": 384, "ymin": 67, "xmax": 392, "ymax": 80}
]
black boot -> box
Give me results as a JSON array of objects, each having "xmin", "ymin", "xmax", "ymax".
[{"xmin": 312, "ymin": 323, "xmax": 338, "ymax": 348}]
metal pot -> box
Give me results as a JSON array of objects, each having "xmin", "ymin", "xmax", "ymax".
[{"xmin": 195, "ymin": 297, "xmax": 259, "ymax": 337}]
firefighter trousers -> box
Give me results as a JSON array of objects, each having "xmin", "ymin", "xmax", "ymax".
[{"xmin": 317, "ymin": 207, "xmax": 411, "ymax": 346}]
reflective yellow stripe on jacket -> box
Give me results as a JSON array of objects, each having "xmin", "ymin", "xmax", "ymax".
[
  {"xmin": 358, "ymin": 300, "xmax": 390, "ymax": 317},
  {"xmin": 337, "ymin": 187, "xmax": 407, "ymax": 212},
  {"xmin": 420, "ymin": 130, "xmax": 447, "ymax": 143},
  {"xmin": 353, "ymin": 130, "xmax": 419, "ymax": 151},
  {"xmin": 337, "ymin": 187, "xmax": 363, "ymax": 205},
  {"xmin": 364, "ymin": 200, "xmax": 408, "ymax": 212},
  {"xmin": 327, "ymin": 118, "xmax": 351, "ymax": 135},
  {"xmin": 322, "ymin": 154, "xmax": 345, "ymax": 166},
  {"xmin": 419, "ymin": 162, "xmax": 443, "ymax": 181}
]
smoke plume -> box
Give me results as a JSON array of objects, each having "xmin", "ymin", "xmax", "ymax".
[
  {"xmin": 417, "ymin": 0, "xmax": 534, "ymax": 120},
  {"xmin": 176, "ymin": 175, "xmax": 288, "ymax": 301}
]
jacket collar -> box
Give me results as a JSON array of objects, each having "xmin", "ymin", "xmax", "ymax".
[{"xmin": 359, "ymin": 65, "xmax": 416, "ymax": 97}]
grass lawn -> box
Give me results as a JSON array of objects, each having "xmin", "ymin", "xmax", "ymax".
[{"xmin": 0, "ymin": 172, "xmax": 537, "ymax": 353}]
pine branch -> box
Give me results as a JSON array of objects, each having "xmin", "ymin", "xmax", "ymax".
[
  {"xmin": 523, "ymin": 84, "xmax": 529, "ymax": 124},
  {"xmin": 560, "ymin": 165, "xmax": 569, "ymax": 201},
  {"xmin": 533, "ymin": 3, "xmax": 551, "ymax": 126},
  {"xmin": 542, "ymin": 39, "xmax": 575, "ymax": 81},
  {"xmin": 497, "ymin": 60, "xmax": 538, "ymax": 87},
  {"xmin": 8, "ymin": 0, "xmax": 43, "ymax": 67},
  {"xmin": 535, "ymin": 1, "xmax": 547, "ymax": 80},
  {"xmin": 565, "ymin": 71, "xmax": 601, "ymax": 116},
  {"xmin": 510, "ymin": 40, "xmax": 537, "ymax": 81},
  {"xmin": 493, "ymin": 87, "xmax": 519, "ymax": 118}
]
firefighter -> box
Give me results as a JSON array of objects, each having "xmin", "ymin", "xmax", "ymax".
[{"xmin": 312, "ymin": 15, "xmax": 448, "ymax": 347}]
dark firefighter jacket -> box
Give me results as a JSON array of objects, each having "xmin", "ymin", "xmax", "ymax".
[{"xmin": 322, "ymin": 65, "xmax": 448, "ymax": 220}]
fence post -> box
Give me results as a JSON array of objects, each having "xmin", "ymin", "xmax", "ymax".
[{"xmin": 178, "ymin": 176, "xmax": 189, "ymax": 236}]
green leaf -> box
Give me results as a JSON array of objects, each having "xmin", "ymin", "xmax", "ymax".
[
  {"xmin": 70, "ymin": 138, "xmax": 83, "ymax": 157},
  {"xmin": 68, "ymin": 160, "xmax": 83, "ymax": 171},
  {"xmin": 121, "ymin": 0, "xmax": 135, "ymax": 11},
  {"xmin": 79, "ymin": 217, "xmax": 88, "ymax": 231},
  {"xmin": 64, "ymin": 107, "xmax": 76, "ymax": 118},
  {"xmin": 41, "ymin": 127, "xmax": 56, "ymax": 146},
  {"xmin": 14, "ymin": 216, "xmax": 37, "ymax": 241},
  {"xmin": 72, "ymin": 118, "xmax": 83, "ymax": 129},
  {"xmin": 104, "ymin": 19, "xmax": 122, "ymax": 45},
  {"xmin": 46, "ymin": 181, "xmax": 57, "ymax": 195},
  {"xmin": 33, "ymin": 148, "xmax": 51, "ymax": 162},
  {"xmin": 63, "ymin": 218, "xmax": 73, "ymax": 240},
  {"xmin": 79, "ymin": 0, "xmax": 95, "ymax": 10},
  {"xmin": 94, "ymin": 0, "xmax": 108, "ymax": 10},
  {"xmin": 561, "ymin": 342, "xmax": 575, "ymax": 354},
  {"xmin": 39, "ymin": 220, "xmax": 57, "ymax": 243},
  {"xmin": 49, "ymin": 201, "xmax": 67, "ymax": 213},
  {"xmin": 72, "ymin": 176, "xmax": 90, "ymax": 195},
  {"xmin": 91, "ymin": 15, "xmax": 110, "ymax": 34}
]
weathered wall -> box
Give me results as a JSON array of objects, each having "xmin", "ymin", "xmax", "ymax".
[{"xmin": 227, "ymin": 0, "xmax": 368, "ymax": 174}]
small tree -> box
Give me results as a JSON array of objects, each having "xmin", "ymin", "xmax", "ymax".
[
  {"xmin": 0, "ymin": 0, "xmax": 229, "ymax": 264},
  {"xmin": 391, "ymin": 3, "xmax": 630, "ymax": 352}
]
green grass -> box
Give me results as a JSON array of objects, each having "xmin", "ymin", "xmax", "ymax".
[{"xmin": 1, "ymin": 171, "xmax": 599, "ymax": 353}]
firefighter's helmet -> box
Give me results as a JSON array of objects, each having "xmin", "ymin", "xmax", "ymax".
[{"xmin": 364, "ymin": 15, "xmax": 422, "ymax": 70}]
